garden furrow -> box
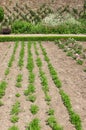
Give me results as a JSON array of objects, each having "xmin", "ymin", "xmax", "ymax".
[
  {"xmin": 32, "ymin": 43, "xmax": 52, "ymax": 130},
  {"xmin": 36, "ymin": 43, "xmax": 76, "ymax": 130},
  {"xmin": 0, "ymin": 42, "xmax": 11, "ymax": 64},
  {"xmin": 42, "ymin": 42, "xmax": 86, "ymax": 130},
  {"xmin": 0, "ymin": 43, "xmax": 14, "ymax": 80},
  {"xmin": 16, "ymin": 42, "xmax": 33, "ymax": 130},
  {"xmin": 0, "ymin": 43, "xmax": 21, "ymax": 130}
]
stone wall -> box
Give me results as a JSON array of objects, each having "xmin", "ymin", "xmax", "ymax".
[{"xmin": 0, "ymin": 0, "xmax": 84, "ymax": 11}]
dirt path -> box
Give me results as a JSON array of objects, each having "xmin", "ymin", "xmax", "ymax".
[
  {"xmin": 0, "ymin": 43, "xmax": 21, "ymax": 130},
  {"xmin": 43, "ymin": 41, "xmax": 86, "ymax": 130}
]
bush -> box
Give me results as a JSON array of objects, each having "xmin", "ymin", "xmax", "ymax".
[
  {"xmin": 11, "ymin": 20, "xmax": 32, "ymax": 34},
  {"xmin": 0, "ymin": 7, "xmax": 4, "ymax": 22}
]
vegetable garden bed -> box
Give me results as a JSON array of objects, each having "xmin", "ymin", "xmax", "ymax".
[{"xmin": 0, "ymin": 40, "xmax": 86, "ymax": 130}]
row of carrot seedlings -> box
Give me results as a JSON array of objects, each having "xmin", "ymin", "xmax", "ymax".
[{"xmin": 40, "ymin": 42, "xmax": 82, "ymax": 130}]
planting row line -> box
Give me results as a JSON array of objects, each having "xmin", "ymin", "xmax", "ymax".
[
  {"xmin": 34, "ymin": 42, "xmax": 63, "ymax": 130},
  {"xmin": 39, "ymin": 42, "xmax": 82, "ymax": 130},
  {"xmin": 0, "ymin": 42, "xmax": 18, "ymax": 106},
  {"xmin": 24, "ymin": 42, "xmax": 40, "ymax": 130}
]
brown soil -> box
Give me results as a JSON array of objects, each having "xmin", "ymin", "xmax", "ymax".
[
  {"xmin": 43, "ymin": 41, "xmax": 86, "ymax": 130},
  {"xmin": 0, "ymin": 41, "xmax": 86, "ymax": 130}
]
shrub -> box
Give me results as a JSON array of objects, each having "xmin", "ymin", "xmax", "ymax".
[
  {"xmin": 0, "ymin": 7, "xmax": 4, "ymax": 22},
  {"xmin": 11, "ymin": 20, "xmax": 32, "ymax": 34}
]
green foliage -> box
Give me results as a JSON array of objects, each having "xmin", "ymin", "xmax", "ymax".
[
  {"xmin": 36, "ymin": 58, "xmax": 42, "ymax": 68},
  {"xmin": 5, "ymin": 68, "xmax": 10, "ymax": 75},
  {"xmin": 8, "ymin": 126, "xmax": 19, "ymax": 130},
  {"xmin": 18, "ymin": 42, "xmax": 25, "ymax": 69},
  {"xmin": 16, "ymin": 82, "xmax": 22, "ymax": 88},
  {"xmin": 29, "ymin": 72, "xmax": 35, "ymax": 83},
  {"xmin": 0, "ymin": 36, "xmax": 86, "ymax": 42},
  {"xmin": 15, "ymin": 93, "xmax": 21, "ymax": 97},
  {"xmin": 10, "ymin": 115, "xmax": 19, "ymax": 123},
  {"xmin": 83, "ymin": 68, "xmax": 86, "ymax": 72},
  {"xmin": 26, "ymin": 118, "xmax": 41, "ymax": 130},
  {"xmin": 77, "ymin": 59, "xmax": 83, "ymax": 65},
  {"xmin": 45, "ymin": 93, "xmax": 51, "ymax": 102},
  {"xmin": 0, "ymin": 100, "xmax": 4, "ymax": 106},
  {"xmin": 0, "ymin": 7, "xmax": 4, "ymax": 22},
  {"xmin": 12, "ymin": 20, "xmax": 32, "ymax": 34},
  {"xmin": 24, "ymin": 84, "xmax": 35, "ymax": 96},
  {"xmin": 30, "ymin": 105, "xmax": 39, "ymax": 115},
  {"xmin": 47, "ymin": 116, "xmax": 63, "ymax": 130},
  {"xmin": 27, "ymin": 95, "xmax": 36, "ymax": 102},
  {"xmin": 47, "ymin": 109, "xmax": 54, "ymax": 115},
  {"xmin": 16, "ymin": 74, "xmax": 23, "ymax": 82},
  {"xmin": 8, "ymin": 42, "xmax": 18, "ymax": 67},
  {"xmin": 11, "ymin": 101, "xmax": 20, "ymax": 115},
  {"xmin": 60, "ymin": 89, "xmax": 82, "ymax": 130},
  {"xmin": 0, "ymin": 81, "xmax": 7, "ymax": 98}
]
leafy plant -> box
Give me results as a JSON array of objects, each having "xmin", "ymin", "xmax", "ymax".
[
  {"xmin": 10, "ymin": 115, "xmax": 19, "ymax": 123},
  {"xmin": 5, "ymin": 68, "xmax": 10, "ymax": 75},
  {"xmin": 24, "ymin": 84, "xmax": 35, "ymax": 96},
  {"xmin": 60, "ymin": 89, "xmax": 82, "ymax": 130},
  {"xmin": 11, "ymin": 101, "xmax": 20, "ymax": 115},
  {"xmin": 16, "ymin": 82, "xmax": 22, "ymax": 88},
  {"xmin": 15, "ymin": 93, "xmax": 21, "ymax": 97},
  {"xmin": 29, "ymin": 72, "xmax": 35, "ymax": 83},
  {"xmin": 16, "ymin": 74, "xmax": 23, "ymax": 82},
  {"xmin": 77, "ymin": 59, "xmax": 83, "ymax": 65},
  {"xmin": 8, "ymin": 125, "xmax": 19, "ymax": 130},
  {"xmin": 0, "ymin": 7, "xmax": 4, "ymax": 22},
  {"xmin": 26, "ymin": 118, "xmax": 41, "ymax": 130},
  {"xmin": 47, "ymin": 116, "xmax": 63, "ymax": 130},
  {"xmin": 0, "ymin": 100, "xmax": 4, "ymax": 106},
  {"xmin": 0, "ymin": 81, "xmax": 7, "ymax": 98},
  {"xmin": 18, "ymin": 42, "xmax": 25, "ymax": 69},
  {"xmin": 27, "ymin": 95, "xmax": 36, "ymax": 102},
  {"xmin": 30, "ymin": 105, "xmax": 39, "ymax": 115},
  {"xmin": 47, "ymin": 109, "xmax": 54, "ymax": 115}
]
